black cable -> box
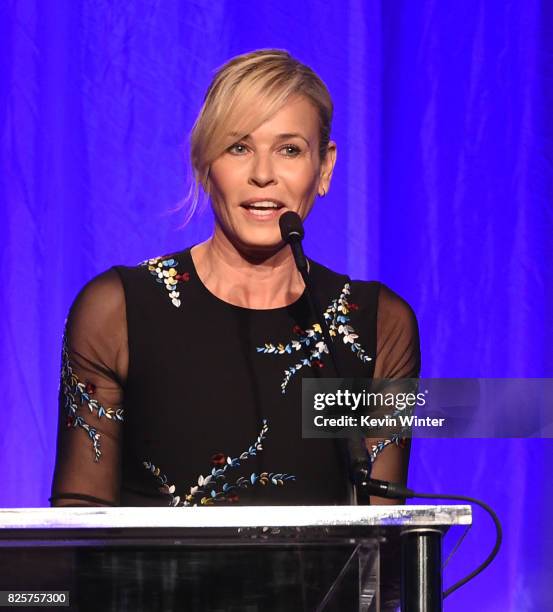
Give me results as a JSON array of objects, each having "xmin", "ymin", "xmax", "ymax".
[
  {"xmin": 363, "ymin": 478, "xmax": 503, "ymax": 599},
  {"xmin": 412, "ymin": 492, "xmax": 502, "ymax": 598}
]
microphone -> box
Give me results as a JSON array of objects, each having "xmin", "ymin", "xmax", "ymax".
[
  {"xmin": 279, "ymin": 211, "xmax": 379, "ymax": 502},
  {"xmin": 279, "ymin": 211, "xmax": 338, "ymax": 371},
  {"xmin": 279, "ymin": 211, "xmax": 308, "ymax": 275},
  {"xmin": 279, "ymin": 210, "xmax": 304, "ymax": 241}
]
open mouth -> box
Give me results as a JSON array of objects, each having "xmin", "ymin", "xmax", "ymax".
[{"xmin": 240, "ymin": 201, "xmax": 285, "ymax": 217}]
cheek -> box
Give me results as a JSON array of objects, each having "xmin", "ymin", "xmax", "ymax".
[
  {"xmin": 209, "ymin": 165, "xmax": 232, "ymax": 198},
  {"xmin": 282, "ymin": 163, "xmax": 319, "ymax": 194},
  {"xmin": 208, "ymin": 165, "xmax": 239, "ymax": 215},
  {"xmin": 210, "ymin": 154, "xmax": 244, "ymax": 184}
]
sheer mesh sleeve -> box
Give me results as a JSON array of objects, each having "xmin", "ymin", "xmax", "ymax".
[
  {"xmin": 373, "ymin": 284, "xmax": 420, "ymax": 380},
  {"xmin": 366, "ymin": 284, "xmax": 421, "ymax": 505},
  {"xmin": 50, "ymin": 269, "xmax": 128, "ymax": 507}
]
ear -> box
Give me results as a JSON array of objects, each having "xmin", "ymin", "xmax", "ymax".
[{"xmin": 318, "ymin": 141, "xmax": 337, "ymax": 196}]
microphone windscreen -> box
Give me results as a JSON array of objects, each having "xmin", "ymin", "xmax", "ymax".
[{"xmin": 279, "ymin": 211, "xmax": 304, "ymax": 243}]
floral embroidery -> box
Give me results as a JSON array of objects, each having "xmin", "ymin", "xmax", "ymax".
[
  {"xmin": 61, "ymin": 336, "xmax": 124, "ymax": 462},
  {"xmin": 368, "ymin": 400, "xmax": 411, "ymax": 462},
  {"xmin": 369, "ymin": 435, "xmax": 407, "ymax": 463},
  {"xmin": 143, "ymin": 419, "xmax": 295, "ymax": 506},
  {"xmin": 141, "ymin": 256, "xmax": 189, "ymax": 308},
  {"xmin": 256, "ymin": 283, "xmax": 372, "ymax": 393}
]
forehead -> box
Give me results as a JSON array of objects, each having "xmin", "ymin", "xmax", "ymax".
[{"xmin": 246, "ymin": 96, "xmax": 319, "ymax": 140}]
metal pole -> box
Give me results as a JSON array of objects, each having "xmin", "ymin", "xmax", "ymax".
[{"xmin": 401, "ymin": 527, "xmax": 443, "ymax": 612}]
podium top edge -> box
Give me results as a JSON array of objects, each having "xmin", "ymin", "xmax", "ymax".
[{"xmin": 0, "ymin": 505, "xmax": 472, "ymax": 530}]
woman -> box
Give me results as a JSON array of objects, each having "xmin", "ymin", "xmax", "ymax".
[{"xmin": 50, "ymin": 49, "xmax": 420, "ymax": 508}]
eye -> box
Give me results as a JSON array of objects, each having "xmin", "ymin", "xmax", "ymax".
[
  {"xmin": 280, "ymin": 144, "xmax": 301, "ymax": 157},
  {"xmin": 227, "ymin": 142, "xmax": 249, "ymax": 155}
]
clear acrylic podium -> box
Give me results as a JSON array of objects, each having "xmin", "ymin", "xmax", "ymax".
[{"xmin": 0, "ymin": 505, "xmax": 471, "ymax": 611}]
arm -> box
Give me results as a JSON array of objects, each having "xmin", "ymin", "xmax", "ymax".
[
  {"xmin": 366, "ymin": 284, "xmax": 421, "ymax": 505},
  {"xmin": 50, "ymin": 269, "xmax": 128, "ymax": 507}
]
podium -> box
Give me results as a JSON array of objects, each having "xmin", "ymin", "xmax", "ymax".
[{"xmin": 0, "ymin": 505, "xmax": 471, "ymax": 611}]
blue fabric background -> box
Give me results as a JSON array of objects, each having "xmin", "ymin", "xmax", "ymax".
[{"xmin": 1, "ymin": 1, "xmax": 552, "ymax": 609}]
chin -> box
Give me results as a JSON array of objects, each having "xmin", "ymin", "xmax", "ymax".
[{"xmin": 235, "ymin": 230, "xmax": 285, "ymax": 257}]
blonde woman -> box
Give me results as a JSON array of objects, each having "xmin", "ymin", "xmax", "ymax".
[{"xmin": 51, "ymin": 49, "xmax": 420, "ymax": 509}]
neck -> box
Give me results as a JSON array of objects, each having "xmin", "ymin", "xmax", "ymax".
[{"xmin": 191, "ymin": 230, "xmax": 306, "ymax": 309}]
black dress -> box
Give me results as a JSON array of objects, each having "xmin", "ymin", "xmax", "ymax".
[{"xmin": 50, "ymin": 247, "xmax": 420, "ymax": 507}]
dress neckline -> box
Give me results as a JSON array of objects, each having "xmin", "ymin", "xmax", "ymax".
[{"xmin": 184, "ymin": 247, "xmax": 309, "ymax": 314}]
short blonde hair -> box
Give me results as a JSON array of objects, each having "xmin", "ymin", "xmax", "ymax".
[{"xmin": 184, "ymin": 49, "xmax": 333, "ymax": 223}]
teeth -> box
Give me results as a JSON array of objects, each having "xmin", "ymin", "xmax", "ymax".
[
  {"xmin": 248, "ymin": 208, "xmax": 275, "ymax": 216},
  {"xmin": 245, "ymin": 201, "xmax": 280, "ymax": 209}
]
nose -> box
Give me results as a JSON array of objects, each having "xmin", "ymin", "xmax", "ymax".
[{"xmin": 248, "ymin": 152, "xmax": 277, "ymax": 187}]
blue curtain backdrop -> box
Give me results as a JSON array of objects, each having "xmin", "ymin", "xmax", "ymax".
[{"xmin": 1, "ymin": 1, "xmax": 552, "ymax": 609}]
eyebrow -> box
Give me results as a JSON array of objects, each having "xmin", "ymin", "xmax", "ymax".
[{"xmin": 229, "ymin": 132, "xmax": 310, "ymax": 146}]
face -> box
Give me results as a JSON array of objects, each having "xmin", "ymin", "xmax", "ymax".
[{"xmin": 207, "ymin": 95, "xmax": 337, "ymax": 256}]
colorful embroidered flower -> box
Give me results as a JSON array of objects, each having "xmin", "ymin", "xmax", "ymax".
[
  {"xmin": 315, "ymin": 341, "xmax": 328, "ymax": 354},
  {"xmin": 141, "ymin": 256, "xmax": 188, "ymax": 308},
  {"xmin": 339, "ymin": 324, "xmax": 359, "ymax": 344},
  {"xmin": 211, "ymin": 452, "xmax": 227, "ymax": 466}
]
